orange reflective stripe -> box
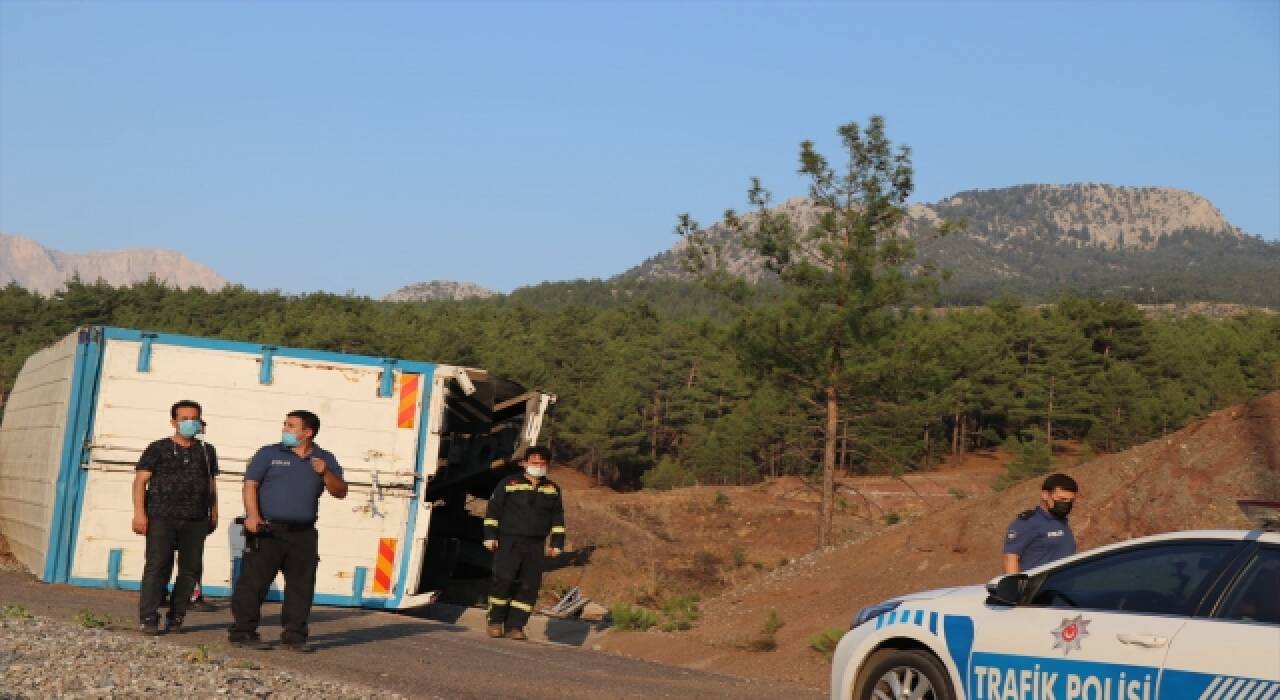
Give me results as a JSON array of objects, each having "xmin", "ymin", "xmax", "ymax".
[
  {"xmin": 372, "ymin": 538, "xmax": 397, "ymax": 593},
  {"xmin": 397, "ymin": 374, "xmax": 420, "ymax": 429}
]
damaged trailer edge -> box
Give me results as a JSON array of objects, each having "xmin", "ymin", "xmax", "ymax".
[{"xmin": 0, "ymin": 326, "xmax": 555, "ymax": 610}]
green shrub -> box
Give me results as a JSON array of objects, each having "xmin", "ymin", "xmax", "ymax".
[
  {"xmin": 2, "ymin": 605, "xmax": 31, "ymax": 619},
  {"xmin": 186, "ymin": 644, "xmax": 211, "ymax": 664},
  {"xmin": 642, "ymin": 457, "xmax": 696, "ymax": 490},
  {"xmin": 1077, "ymin": 443, "xmax": 1096, "ymax": 464},
  {"xmin": 713, "ymin": 490, "xmax": 731, "ymax": 507},
  {"xmin": 996, "ymin": 428, "xmax": 1052, "ymax": 490},
  {"xmin": 731, "ymin": 545, "xmax": 748, "ymax": 568},
  {"xmin": 883, "ymin": 511, "xmax": 901, "ymax": 526},
  {"xmin": 658, "ymin": 593, "xmax": 700, "ymax": 631},
  {"xmin": 610, "ymin": 602, "xmax": 659, "ymax": 631},
  {"xmin": 809, "ymin": 628, "xmax": 845, "ymax": 658},
  {"xmin": 747, "ymin": 609, "xmax": 784, "ymax": 651},
  {"xmin": 74, "ymin": 609, "xmax": 113, "ymax": 629}
]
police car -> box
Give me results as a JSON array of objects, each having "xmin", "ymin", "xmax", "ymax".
[{"xmin": 831, "ymin": 501, "xmax": 1280, "ymax": 700}]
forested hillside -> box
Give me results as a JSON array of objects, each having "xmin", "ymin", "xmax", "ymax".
[{"xmin": 2, "ymin": 280, "xmax": 1276, "ymax": 490}]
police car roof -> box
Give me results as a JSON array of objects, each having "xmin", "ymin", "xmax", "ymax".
[{"xmin": 1020, "ymin": 528, "xmax": 1277, "ymax": 575}]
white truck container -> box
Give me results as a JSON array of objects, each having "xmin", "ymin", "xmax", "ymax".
[{"xmin": 0, "ymin": 326, "xmax": 553, "ymax": 610}]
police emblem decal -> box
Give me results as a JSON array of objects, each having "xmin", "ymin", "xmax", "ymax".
[{"xmin": 1050, "ymin": 615, "xmax": 1090, "ymax": 655}]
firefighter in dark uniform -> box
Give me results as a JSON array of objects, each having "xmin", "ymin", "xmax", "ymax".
[{"xmin": 483, "ymin": 446, "xmax": 565, "ymax": 640}]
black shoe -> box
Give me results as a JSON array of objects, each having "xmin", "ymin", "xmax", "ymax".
[
  {"xmin": 229, "ymin": 635, "xmax": 272, "ymax": 650},
  {"xmin": 281, "ymin": 640, "xmax": 315, "ymax": 653},
  {"xmin": 188, "ymin": 598, "xmax": 218, "ymax": 613},
  {"xmin": 164, "ymin": 615, "xmax": 184, "ymax": 634},
  {"xmin": 139, "ymin": 621, "xmax": 161, "ymax": 637}
]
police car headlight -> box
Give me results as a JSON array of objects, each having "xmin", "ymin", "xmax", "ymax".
[{"xmin": 851, "ymin": 600, "xmax": 901, "ymax": 630}]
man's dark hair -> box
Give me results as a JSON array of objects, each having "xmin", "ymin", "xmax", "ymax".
[
  {"xmin": 288, "ymin": 410, "xmax": 321, "ymax": 437},
  {"xmin": 1041, "ymin": 473, "xmax": 1078, "ymax": 493},
  {"xmin": 525, "ymin": 446, "xmax": 552, "ymax": 462},
  {"xmin": 170, "ymin": 400, "xmax": 202, "ymax": 419}
]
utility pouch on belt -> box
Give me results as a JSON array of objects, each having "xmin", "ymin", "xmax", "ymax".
[{"xmin": 234, "ymin": 516, "xmax": 271, "ymax": 552}]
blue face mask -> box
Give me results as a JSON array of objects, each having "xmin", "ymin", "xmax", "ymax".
[
  {"xmin": 178, "ymin": 419, "xmax": 202, "ymax": 438},
  {"xmin": 282, "ymin": 431, "xmax": 300, "ymax": 448}
]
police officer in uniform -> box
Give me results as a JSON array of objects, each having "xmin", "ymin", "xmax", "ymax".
[
  {"xmin": 482, "ymin": 446, "xmax": 565, "ymax": 640},
  {"xmin": 229, "ymin": 410, "xmax": 347, "ymax": 652},
  {"xmin": 1003, "ymin": 472, "xmax": 1078, "ymax": 573}
]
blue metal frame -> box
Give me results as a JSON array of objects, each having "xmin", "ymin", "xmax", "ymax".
[
  {"xmin": 136, "ymin": 334, "xmax": 155, "ymax": 373},
  {"xmin": 64, "ymin": 575, "xmax": 396, "ymax": 608},
  {"xmin": 42, "ymin": 331, "xmax": 89, "ymax": 582},
  {"xmin": 101, "ymin": 327, "xmax": 422, "ymax": 371},
  {"xmin": 44, "ymin": 328, "xmax": 106, "ymax": 583},
  {"xmin": 106, "ymin": 548, "xmax": 123, "ymax": 588},
  {"xmin": 259, "ymin": 346, "xmax": 276, "ymax": 384},
  {"xmin": 390, "ymin": 364, "xmax": 435, "ymax": 608},
  {"xmin": 60, "ymin": 329, "xmax": 106, "ymax": 583},
  {"xmin": 46, "ymin": 326, "xmax": 440, "ymax": 609},
  {"xmin": 379, "ymin": 360, "xmax": 397, "ymax": 398}
]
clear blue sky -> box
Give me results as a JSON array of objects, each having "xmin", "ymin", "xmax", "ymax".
[{"xmin": 2, "ymin": 1, "xmax": 1277, "ymax": 297}]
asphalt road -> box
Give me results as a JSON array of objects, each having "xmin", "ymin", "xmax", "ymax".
[{"xmin": 0, "ymin": 570, "xmax": 823, "ymax": 699}]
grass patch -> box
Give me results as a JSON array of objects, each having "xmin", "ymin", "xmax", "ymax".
[
  {"xmin": 609, "ymin": 602, "xmax": 659, "ymax": 631},
  {"xmin": 713, "ymin": 491, "xmax": 730, "ymax": 507},
  {"xmin": 74, "ymin": 609, "xmax": 116, "ymax": 629},
  {"xmin": 186, "ymin": 644, "xmax": 211, "ymax": 664},
  {"xmin": 231, "ymin": 659, "xmax": 262, "ymax": 671},
  {"xmin": 2, "ymin": 605, "xmax": 31, "ymax": 619},
  {"xmin": 731, "ymin": 545, "xmax": 748, "ymax": 568},
  {"xmin": 658, "ymin": 593, "xmax": 700, "ymax": 632},
  {"xmin": 809, "ymin": 628, "xmax": 845, "ymax": 659},
  {"xmin": 746, "ymin": 609, "xmax": 783, "ymax": 652},
  {"xmin": 883, "ymin": 511, "xmax": 902, "ymax": 526}
]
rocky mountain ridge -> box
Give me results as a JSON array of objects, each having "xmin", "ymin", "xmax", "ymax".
[
  {"xmin": 623, "ymin": 183, "xmax": 1279, "ymax": 306},
  {"xmin": 0, "ymin": 233, "xmax": 227, "ymax": 295},
  {"xmin": 383, "ymin": 280, "xmax": 498, "ymax": 302},
  {"xmin": 629, "ymin": 183, "xmax": 1248, "ymax": 282}
]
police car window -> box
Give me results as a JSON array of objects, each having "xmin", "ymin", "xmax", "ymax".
[
  {"xmin": 1030, "ymin": 542, "xmax": 1233, "ymax": 615},
  {"xmin": 1217, "ymin": 547, "xmax": 1280, "ymax": 625}
]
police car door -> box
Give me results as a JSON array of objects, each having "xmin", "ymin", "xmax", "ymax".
[
  {"xmin": 1159, "ymin": 544, "xmax": 1280, "ymax": 698},
  {"xmin": 968, "ymin": 540, "xmax": 1239, "ymax": 700}
]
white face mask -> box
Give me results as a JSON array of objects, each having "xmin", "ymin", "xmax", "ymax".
[{"xmin": 525, "ymin": 465, "xmax": 547, "ymax": 479}]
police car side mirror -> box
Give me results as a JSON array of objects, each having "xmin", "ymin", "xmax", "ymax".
[{"xmin": 986, "ymin": 574, "xmax": 1028, "ymax": 606}]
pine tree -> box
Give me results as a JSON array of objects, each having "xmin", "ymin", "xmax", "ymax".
[{"xmin": 678, "ymin": 116, "xmax": 953, "ymax": 548}]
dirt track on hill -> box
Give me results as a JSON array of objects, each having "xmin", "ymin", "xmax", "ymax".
[{"xmin": 599, "ymin": 391, "xmax": 1280, "ymax": 687}]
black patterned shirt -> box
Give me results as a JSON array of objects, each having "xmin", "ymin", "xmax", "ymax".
[{"xmin": 136, "ymin": 438, "xmax": 219, "ymax": 520}]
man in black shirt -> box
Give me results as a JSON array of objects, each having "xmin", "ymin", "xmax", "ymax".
[{"xmin": 132, "ymin": 400, "xmax": 219, "ymax": 635}]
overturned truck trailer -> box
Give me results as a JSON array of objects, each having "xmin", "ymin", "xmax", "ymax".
[{"xmin": 0, "ymin": 326, "xmax": 554, "ymax": 609}]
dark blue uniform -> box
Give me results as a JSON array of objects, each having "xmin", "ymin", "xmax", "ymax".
[
  {"xmin": 1003, "ymin": 506, "xmax": 1076, "ymax": 571},
  {"xmin": 229, "ymin": 443, "xmax": 343, "ymax": 646}
]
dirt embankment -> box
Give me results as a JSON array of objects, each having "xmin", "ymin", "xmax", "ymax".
[
  {"xmin": 545, "ymin": 452, "xmax": 1009, "ymax": 610},
  {"xmin": 595, "ymin": 391, "xmax": 1280, "ymax": 688}
]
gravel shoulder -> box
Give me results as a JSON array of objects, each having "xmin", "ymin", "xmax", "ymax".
[
  {"xmin": 0, "ymin": 569, "xmax": 821, "ymax": 699},
  {"xmin": 1, "ymin": 612, "xmax": 407, "ymax": 699}
]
